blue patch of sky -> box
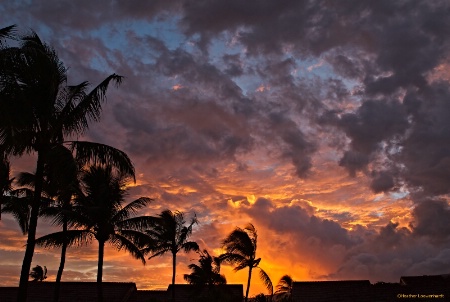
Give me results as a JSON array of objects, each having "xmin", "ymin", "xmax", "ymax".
[
  {"xmin": 389, "ymin": 191, "xmax": 408, "ymax": 200},
  {"xmin": 373, "ymin": 190, "xmax": 409, "ymax": 204},
  {"xmin": 82, "ymin": 18, "xmax": 186, "ymax": 70}
]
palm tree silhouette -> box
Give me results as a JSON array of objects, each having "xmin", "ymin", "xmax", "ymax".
[
  {"xmin": 29, "ymin": 265, "xmax": 47, "ymax": 282},
  {"xmin": 184, "ymin": 249, "xmax": 227, "ymax": 302},
  {"xmin": 16, "ymin": 147, "xmax": 80, "ymax": 302},
  {"xmin": 220, "ymin": 223, "xmax": 273, "ymax": 302},
  {"xmin": 184, "ymin": 249, "xmax": 226, "ymax": 286},
  {"xmin": 36, "ymin": 165, "xmax": 152, "ymax": 302},
  {"xmin": 0, "ymin": 30, "xmax": 132, "ymax": 302},
  {"xmin": 143, "ymin": 210, "xmax": 199, "ymax": 301},
  {"xmin": 275, "ymin": 275, "xmax": 293, "ymax": 302}
]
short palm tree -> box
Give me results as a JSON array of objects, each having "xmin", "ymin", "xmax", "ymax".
[
  {"xmin": 184, "ymin": 249, "xmax": 226, "ymax": 286},
  {"xmin": 36, "ymin": 165, "xmax": 153, "ymax": 302},
  {"xmin": 220, "ymin": 223, "xmax": 273, "ymax": 302},
  {"xmin": 143, "ymin": 210, "xmax": 199, "ymax": 301},
  {"xmin": 275, "ymin": 275, "xmax": 293, "ymax": 302},
  {"xmin": 0, "ymin": 30, "xmax": 132, "ymax": 302},
  {"xmin": 184, "ymin": 250, "xmax": 229, "ymax": 301},
  {"xmin": 29, "ymin": 265, "xmax": 47, "ymax": 282}
]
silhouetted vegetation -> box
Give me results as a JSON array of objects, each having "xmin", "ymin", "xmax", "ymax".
[
  {"xmin": 29, "ymin": 265, "xmax": 47, "ymax": 282},
  {"xmin": 0, "ymin": 26, "xmax": 131, "ymax": 302},
  {"xmin": 220, "ymin": 223, "xmax": 273, "ymax": 302},
  {"xmin": 0, "ymin": 25, "xmax": 283, "ymax": 302},
  {"xmin": 36, "ymin": 165, "xmax": 153, "ymax": 302},
  {"xmin": 275, "ymin": 275, "xmax": 293, "ymax": 302},
  {"xmin": 143, "ymin": 210, "xmax": 199, "ymax": 301}
]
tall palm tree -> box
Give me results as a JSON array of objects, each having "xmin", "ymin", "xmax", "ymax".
[
  {"xmin": 36, "ymin": 165, "xmax": 153, "ymax": 302},
  {"xmin": 220, "ymin": 223, "xmax": 273, "ymax": 302},
  {"xmin": 0, "ymin": 31, "xmax": 132, "ymax": 302},
  {"xmin": 143, "ymin": 210, "xmax": 199, "ymax": 301},
  {"xmin": 275, "ymin": 275, "xmax": 293, "ymax": 302}
]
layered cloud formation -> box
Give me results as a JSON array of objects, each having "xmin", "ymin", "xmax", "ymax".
[{"xmin": 1, "ymin": 0, "xmax": 450, "ymax": 296}]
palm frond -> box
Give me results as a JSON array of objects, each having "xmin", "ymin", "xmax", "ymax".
[
  {"xmin": 219, "ymin": 253, "xmax": 247, "ymax": 269},
  {"xmin": 178, "ymin": 214, "xmax": 197, "ymax": 245},
  {"xmin": 275, "ymin": 275, "xmax": 293, "ymax": 294},
  {"xmin": 112, "ymin": 197, "xmax": 152, "ymax": 223},
  {"xmin": 35, "ymin": 229, "xmax": 93, "ymax": 248},
  {"xmin": 58, "ymin": 82, "xmax": 89, "ymax": 134},
  {"xmin": 116, "ymin": 215, "xmax": 157, "ymax": 231},
  {"xmin": 222, "ymin": 228, "xmax": 254, "ymax": 257},
  {"xmin": 69, "ymin": 141, "xmax": 135, "ymax": 179},
  {"xmin": 258, "ymin": 267, "xmax": 273, "ymax": 295},
  {"xmin": 146, "ymin": 247, "xmax": 170, "ymax": 259},
  {"xmin": 68, "ymin": 74, "xmax": 123, "ymax": 132},
  {"xmin": 0, "ymin": 25, "xmax": 16, "ymax": 42},
  {"xmin": 181, "ymin": 241, "xmax": 199, "ymax": 253},
  {"xmin": 117, "ymin": 229, "xmax": 152, "ymax": 249},
  {"xmin": 110, "ymin": 233, "xmax": 146, "ymax": 265},
  {"xmin": 38, "ymin": 204, "xmax": 59, "ymax": 218},
  {"xmin": 16, "ymin": 172, "xmax": 36, "ymax": 188},
  {"xmin": 234, "ymin": 260, "xmax": 251, "ymax": 272},
  {"xmin": 1, "ymin": 195, "xmax": 31, "ymax": 234}
]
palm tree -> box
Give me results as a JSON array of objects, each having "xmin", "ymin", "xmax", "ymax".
[
  {"xmin": 220, "ymin": 223, "xmax": 273, "ymax": 302},
  {"xmin": 15, "ymin": 148, "xmax": 79, "ymax": 302},
  {"xmin": 184, "ymin": 249, "xmax": 226, "ymax": 286},
  {"xmin": 184, "ymin": 249, "xmax": 227, "ymax": 302},
  {"xmin": 143, "ymin": 210, "xmax": 199, "ymax": 301},
  {"xmin": 0, "ymin": 30, "xmax": 132, "ymax": 302},
  {"xmin": 275, "ymin": 275, "xmax": 293, "ymax": 302},
  {"xmin": 36, "ymin": 165, "xmax": 153, "ymax": 302},
  {"xmin": 29, "ymin": 265, "xmax": 47, "ymax": 281}
]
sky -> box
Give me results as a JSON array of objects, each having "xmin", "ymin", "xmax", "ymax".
[{"xmin": 1, "ymin": 0, "xmax": 450, "ymax": 297}]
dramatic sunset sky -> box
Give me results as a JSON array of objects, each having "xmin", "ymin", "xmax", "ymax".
[{"xmin": 1, "ymin": 0, "xmax": 450, "ymax": 297}]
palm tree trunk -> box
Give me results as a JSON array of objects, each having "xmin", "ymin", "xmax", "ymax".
[
  {"xmin": 171, "ymin": 252, "xmax": 176, "ymax": 302},
  {"xmin": 53, "ymin": 218, "xmax": 68, "ymax": 302},
  {"xmin": 97, "ymin": 240, "xmax": 105, "ymax": 302},
  {"xmin": 245, "ymin": 266, "xmax": 253, "ymax": 302},
  {"xmin": 17, "ymin": 152, "xmax": 45, "ymax": 302}
]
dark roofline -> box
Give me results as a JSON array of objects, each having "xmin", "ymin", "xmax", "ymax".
[{"xmin": 293, "ymin": 280, "xmax": 371, "ymax": 284}]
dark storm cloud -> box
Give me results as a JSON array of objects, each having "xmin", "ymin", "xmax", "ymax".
[
  {"xmin": 246, "ymin": 198, "xmax": 355, "ymax": 248},
  {"xmin": 369, "ymin": 171, "xmax": 395, "ymax": 193},
  {"xmin": 268, "ymin": 112, "xmax": 316, "ymax": 178},
  {"xmin": 399, "ymin": 84, "xmax": 450, "ymax": 197},
  {"xmin": 106, "ymin": 42, "xmax": 255, "ymax": 169},
  {"xmin": 326, "ymin": 52, "xmax": 366, "ymax": 80},
  {"xmin": 222, "ymin": 54, "xmax": 244, "ymax": 77},
  {"xmin": 322, "ymin": 100, "xmax": 409, "ymax": 178},
  {"xmin": 331, "ymin": 221, "xmax": 450, "ymax": 282},
  {"xmin": 411, "ymin": 199, "xmax": 450, "ymax": 242},
  {"xmin": 1, "ymin": 0, "xmax": 180, "ymax": 31},
  {"xmin": 338, "ymin": 100, "xmax": 408, "ymax": 155},
  {"xmin": 179, "ymin": 0, "xmax": 450, "ymax": 200},
  {"xmin": 180, "ymin": 0, "xmax": 449, "ymax": 59}
]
